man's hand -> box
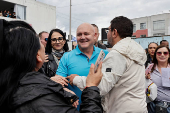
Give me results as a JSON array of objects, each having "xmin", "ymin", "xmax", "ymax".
[
  {"xmin": 51, "ymin": 75, "xmax": 69, "ymax": 87},
  {"xmin": 86, "ymin": 62, "xmax": 103, "ymax": 87},
  {"xmin": 44, "ymin": 54, "xmax": 49, "ymax": 62},
  {"xmin": 63, "ymin": 88, "xmax": 79, "ymax": 108},
  {"xmin": 67, "ymin": 74, "xmax": 79, "ymax": 85}
]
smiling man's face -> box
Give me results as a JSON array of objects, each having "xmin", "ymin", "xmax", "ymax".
[{"xmin": 76, "ymin": 23, "xmax": 96, "ymax": 51}]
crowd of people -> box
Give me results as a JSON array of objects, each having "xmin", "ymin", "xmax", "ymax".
[
  {"xmin": 0, "ymin": 15, "xmax": 170, "ymax": 113},
  {"xmin": 0, "ymin": 10, "xmax": 16, "ymax": 18}
]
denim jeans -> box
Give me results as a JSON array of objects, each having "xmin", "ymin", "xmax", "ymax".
[{"xmin": 148, "ymin": 101, "xmax": 170, "ymax": 113}]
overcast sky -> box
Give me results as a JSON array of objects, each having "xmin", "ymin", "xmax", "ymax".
[{"xmin": 36, "ymin": 0, "xmax": 170, "ymax": 40}]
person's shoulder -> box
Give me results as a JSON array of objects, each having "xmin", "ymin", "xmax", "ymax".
[
  {"xmin": 22, "ymin": 71, "xmax": 51, "ymax": 84},
  {"xmin": 103, "ymin": 49, "xmax": 109, "ymax": 55},
  {"xmin": 64, "ymin": 49, "xmax": 76, "ymax": 56},
  {"xmin": 106, "ymin": 49, "xmax": 122, "ymax": 57},
  {"xmin": 60, "ymin": 49, "xmax": 77, "ymax": 61}
]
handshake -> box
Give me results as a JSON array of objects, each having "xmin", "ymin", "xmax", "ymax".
[{"xmin": 51, "ymin": 62, "xmax": 103, "ymax": 87}]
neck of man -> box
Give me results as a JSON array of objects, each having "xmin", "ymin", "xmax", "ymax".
[
  {"xmin": 94, "ymin": 41, "xmax": 98, "ymax": 47},
  {"xmin": 112, "ymin": 36, "xmax": 122, "ymax": 47},
  {"xmin": 79, "ymin": 46, "xmax": 94, "ymax": 59}
]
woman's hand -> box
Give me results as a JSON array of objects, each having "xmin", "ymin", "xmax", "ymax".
[
  {"xmin": 50, "ymin": 75, "xmax": 69, "ymax": 87},
  {"xmin": 44, "ymin": 54, "xmax": 49, "ymax": 62},
  {"xmin": 63, "ymin": 88, "xmax": 79, "ymax": 108},
  {"xmin": 145, "ymin": 72, "xmax": 151, "ymax": 79}
]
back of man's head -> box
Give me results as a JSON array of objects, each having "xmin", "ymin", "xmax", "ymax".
[
  {"xmin": 110, "ymin": 16, "xmax": 133, "ymax": 38},
  {"xmin": 160, "ymin": 40, "xmax": 168, "ymax": 45},
  {"xmin": 160, "ymin": 40, "xmax": 169, "ymax": 48},
  {"xmin": 91, "ymin": 24, "xmax": 99, "ymax": 32}
]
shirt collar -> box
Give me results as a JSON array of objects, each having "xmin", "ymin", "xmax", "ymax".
[
  {"xmin": 75, "ymin": 45, "xmax": 96, "ymax": 55},
  {"xmin": 155, "ymin": 64, "xmax": 170, "ymax": 72}
]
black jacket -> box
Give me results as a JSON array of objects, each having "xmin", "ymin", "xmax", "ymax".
[
  {"xmin": 12, "ymin": 72, "xmax": 103, "ymax": 113},
  {"xmin": 98, "ymin": 42, "xmax": 107, "ymax": 49},
  {"xmin": 42, "ymin": 54, "xmax": 58, "ymax": 77},
  {"xmin": 145, "ymin": 54, "xmax": 152, "ymax": 67}
]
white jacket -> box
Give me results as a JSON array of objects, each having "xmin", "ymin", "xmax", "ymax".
[{"xmin": 73, "ymin": 37, "xmax": 147, "ymax": 113}]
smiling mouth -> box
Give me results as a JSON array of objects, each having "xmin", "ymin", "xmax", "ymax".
[
  {"xmin": 159, "ymin": 57, "xmax": 166, "ymax": 60},
  {"xmin": 80, "ymin": 40, "xmax": 88, "ymax": 43}
]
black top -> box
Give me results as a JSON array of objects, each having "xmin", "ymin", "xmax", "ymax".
[{"xmin": 145, "ymin": 54, "xmax": 152, "ymax": 68}]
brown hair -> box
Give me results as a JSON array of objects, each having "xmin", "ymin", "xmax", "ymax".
[{"xmin": 151, "ymin": 45, "xmax": 170, "ymax": 72}]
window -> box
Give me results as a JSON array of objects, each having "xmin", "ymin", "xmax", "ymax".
[
  {"xmin": 132, "ymin": 35, "xmax": 136, "ymax": 38},
  {"xmin": 140, "ymin": 35, "xmax": 146, "ymax": 38},
  {"xmin": 153, "ymin": 20, "xmax": 165, "ymax": 30},
  {"xmin": 133, "ymin": 24, "xmax": 136, "ymax": 33},
  {"xmin": 153, "ymin": 33, "xmax": 165, "ymax": 36},
  {"xmin": 140, "ymin": 23, "xmax": 146, "ymax": 29},
  {"xmin": 0, "ymin": 1, "xmax": 26, "ymax": 20},
  {"xmin": 14, "ymin": 4, "xmax": 26, "ymax": 20}
]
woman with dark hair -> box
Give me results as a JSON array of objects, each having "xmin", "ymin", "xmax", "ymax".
[
  {"xmin": 145, "ymin": 42, "xmax": 158, "ymax": 67},
  {"xmin": 0, "ymin": 19, "xmax": 103, "ymax": 113},
  {"xmin": 42, "ymin": 29, "xmax": 69, "ymax": 77},
  {"xmin": 146, "ymin": 45, "xmax": 170, "ymax": 113}
]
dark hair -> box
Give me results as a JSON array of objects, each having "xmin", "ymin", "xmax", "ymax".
[
  {"xmin": 91, "ymin": 24, "xmax": 99, "ymax": 31},
  {"xmin": 45, "ymin": 29, "xmax": 69, "ymax": 53},
  {"xmin": 145, "ymin": 48, "xmax": 148, "ymax": 54},
  {"xmin": 39, "ymin": 31, "xmax": 48, "ymax": 39},
  {"xmin": 148, "ymin": 42, "xmax": 158, "ymax": 48},
  {"xmin": 110, "ymin": 16, "xmax": 133, "ymax": 38},
  {"xmin": 160, "ymin": 40, "xmax": 168, "ymax": 45},
  {"xmin": 151, "ymin": 45, "xmax": 170, "ymax": 72},
  {"xmin": 0, "ymin": 19, "xmax": 40, "ymax": 112}
]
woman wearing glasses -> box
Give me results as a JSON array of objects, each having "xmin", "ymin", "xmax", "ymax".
[
  {"xmin": 42, "ymin": 29, "xmax": 69, "ymax": 79},
  {"xmin": 146, "ymin": 45, "xmax": 170, "ymax": 113}
]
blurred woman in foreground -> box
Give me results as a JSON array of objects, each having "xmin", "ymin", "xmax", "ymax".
[
  {"xmin": 0, "ymin": 19, "xmax": 103, "ymax": 113},
  {"xmin": 146, "ymin": 45, "xmax": 170, "ymax": 113}
]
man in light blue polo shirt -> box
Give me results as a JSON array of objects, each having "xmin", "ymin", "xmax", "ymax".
[{"xmin": 56, "ymin": 23, "xmax": 108, "ymax": 110}]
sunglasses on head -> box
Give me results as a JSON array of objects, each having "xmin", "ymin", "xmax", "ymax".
[
  {"xmin": 51, "ymin": 37, "xmax": 64, "ymax": 42},
  {"xmin": 45, "ymin": 38, "xmax": 48, "ymax": 41},
  {"xmin": 156, "ymin": 52, "xmax": 169, "ymax": 56}
]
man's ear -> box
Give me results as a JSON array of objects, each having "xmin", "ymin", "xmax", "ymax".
[
  {"xmin": 94, "ymin": 32, "xmax": 98, "ymax": 40},
  {"xmin": 36, "ymin": 51, "xmax": 43, "ymax": 63},
  {"xmin": 112, "ymin": 29, "xmax": 118, "ymax": 38},
  {"xmin": 98, "ymin": 33, "xmax": 100, "ymax": 37}
]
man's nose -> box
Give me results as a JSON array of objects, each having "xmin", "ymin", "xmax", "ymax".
[{"xmin": 80, "ymin": 35, "xmax": 85, "ymax": 39}]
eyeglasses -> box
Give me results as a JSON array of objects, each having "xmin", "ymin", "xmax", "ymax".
[
  {"xmin": 45, "ymin": 38, "xmax": 48, "ymax": 41},
  {"xmin": 156, "ymin": 52, "xmax": 169, "ymax": 56},
  {"xmin": 105, "ymin": 28, "xmax": 111, "ymax": 34},
  {"xmin": 105, "ymin": 28, "xmax": 112, "ymax": 34},
  {"xmin": 51, "ymin": 37, "xmax": 64, "ymax": 42}
]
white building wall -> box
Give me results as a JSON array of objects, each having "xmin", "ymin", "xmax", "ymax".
[
  {"xmin": 3, "ymin": 0, "xmax": 56, "ymax": 34},
  {"xmin": 132, "ymin": 13, "xmax": 170, "ymax": 37}
]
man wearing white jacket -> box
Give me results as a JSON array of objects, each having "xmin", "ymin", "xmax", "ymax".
[{"xmin": 68, "ymin": 16, "xmax": 148, "ymax": 113}]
